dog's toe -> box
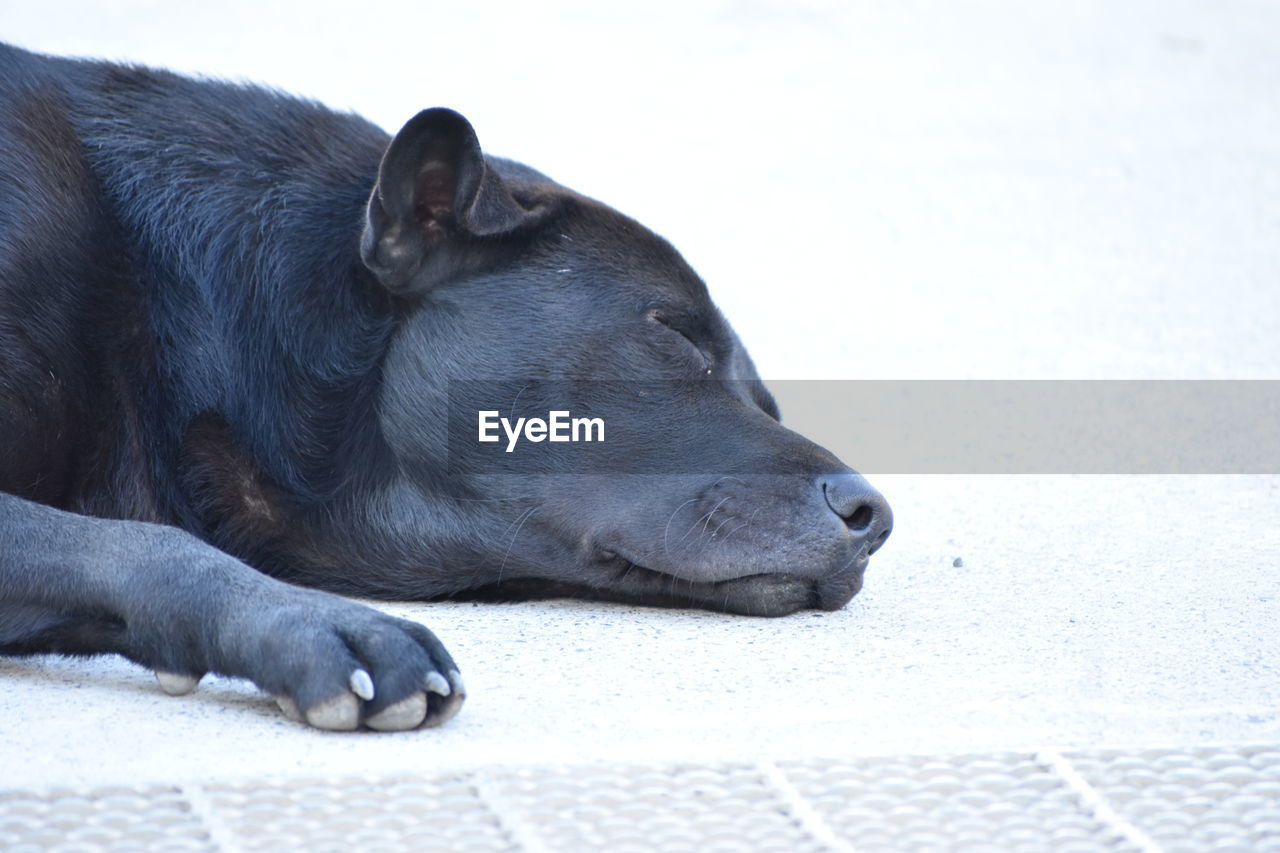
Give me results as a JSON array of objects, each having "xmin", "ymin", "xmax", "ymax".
[
  {"xmin": 365, "ymin": 692, "xmax": 428, "ymax": 731},
  {"xmin": 304, "ymin": 692, "xmax": 361, "ymax": 731},
  {"xmin": 275, "ymin": 695, "xmax": 304, "ymax": 722},
  {"xmin": 422, "ymin": 672, "xmax": 466, "ymax": 728},
  {"xmin": 155, "ymin": 670, "xmax": 201, "ymax": 696}
]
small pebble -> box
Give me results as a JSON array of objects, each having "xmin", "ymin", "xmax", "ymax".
[{"xmin": 952, "ymin": 557, "xmax": 965, "ymax": 568}]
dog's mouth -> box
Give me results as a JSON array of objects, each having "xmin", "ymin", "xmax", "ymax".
[
  {"xmin": 593, "ymin": 548, "xmax": 871, "ymax": 617},
  {"xmin": 448, "ymin": 540, "xmax": 870, "ymax": 614},
  {"xmin": 450, "ymin": 549, "xmax": 869, "ymax": 616}
]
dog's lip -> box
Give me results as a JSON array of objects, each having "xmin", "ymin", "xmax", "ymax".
[
  {"xmin": 593, "ymin": 543, "xmax": 873, "ymax": 614},
  {"xmin": 595, "ymin": 547, "xmax": 661, "ymax": 578},
  {"xmin": 595, "ymin": 544, "xmax": 873, "ymax": 585},
  {"xmin": 594, "ymin": 546, "xmax": 627, "ymax": 566}
]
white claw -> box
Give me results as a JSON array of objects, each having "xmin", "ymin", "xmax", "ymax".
[
  {"xmin": 155, "ymin": 671, "xmax": 200, "ymax": 696},
  {"xmin": 365, "ymin": 692, "xmax": 428, "ymax": 731},
  {"xmin": 422, "ymin": 691, "xmax": 465, "ymax": 729},
  {"xmin": 305, "ymin": 693, "xmax": 361, "ymax": 731},
  {"xmin": 349, "ymin": 669, "xmax": 375, "ymax": 701},
  {"xmin": 447, "ymin": 670, "xmax": 466, "ymax": 696},
  {"xmin": 275, "ymin": 695, "xmax": 304, "ymax": 723},
  {"xmin": 425, "ymin": 671, "xmax": 451, "ymax": 697}
]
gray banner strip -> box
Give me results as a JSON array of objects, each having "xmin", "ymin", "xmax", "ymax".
[{"xmin": 772, "ymin": 380, "xmax": 1280, "ymax": 474}]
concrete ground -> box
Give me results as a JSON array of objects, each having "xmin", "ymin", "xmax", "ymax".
[{"xmin": 1, "ymin": 0, "xmax": 1277, "ymax": 839}]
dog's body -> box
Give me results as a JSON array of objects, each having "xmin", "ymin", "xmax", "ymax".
[{"xmin": 0, "ymin": 43, "xmax": 891, "ymax": 730}]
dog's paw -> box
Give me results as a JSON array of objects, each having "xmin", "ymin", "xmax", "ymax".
[
  {"xmin": 273, "ymin": 667, "xmax": 461, "ymax": 731},
  {"xmin": 227, "ymin": 596, "xmax": 465, "ymax": 731}
]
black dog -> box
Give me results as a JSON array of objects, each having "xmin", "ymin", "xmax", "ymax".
[{"xmin": 0, "ymin": 43, "xmax": 892, "ymax": 731}]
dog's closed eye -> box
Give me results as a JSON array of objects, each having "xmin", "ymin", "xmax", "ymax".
[{"xmin": 648, "ymin": 310, "xmax": 713, "ymax": 374}]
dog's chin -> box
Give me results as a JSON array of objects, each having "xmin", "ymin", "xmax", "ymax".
[
  {"xmin": 709, "ymin": 564, "xmax": 866, "ymax": 616},
  {"xmin": 813, "ymin": 567, "xmax": 866, "ymax": 611},
  {"xmin": 708, "ymin": 572, "xmax": 821, "ymax": 616},
  {"xmin": 454, "ymin": 552, "xmax": 869, "ymax": 617},
  {"xmin": 592, "ymin": 549, "xmax": 869, "ymax": 617}
]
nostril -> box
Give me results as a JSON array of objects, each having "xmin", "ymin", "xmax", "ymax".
[
  {"xmin": 868, "ymin": 528, "xmax": 890, "ymax": 555},
  {"xmin": 846, "ymin": 503, "xmax": 874, "ymax": 533},
  {"xmin": 821, "ymin": 473, "xmax": 892, "ymax": 547}
]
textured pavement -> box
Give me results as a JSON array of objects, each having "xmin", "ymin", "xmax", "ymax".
[
  {"xmin": 1, "ymin": 1, "xmax": 1277, "ymax": 848},
  {"xmin": 5, "ymin": 747, "xmax": 1280, "ymax": 851}
]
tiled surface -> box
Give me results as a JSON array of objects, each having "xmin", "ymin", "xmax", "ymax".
[
  {"xmin": 1067, "ymin": 746, "xmax": 1280, "ymax": 853},
  {"xmin": 483, "ymin": 763, "xmax": 826, "ymax": 853},
  {"xmin": 780, "ymin": 753, "xmax": 1127, "ymax": 851},
  {"xmin": 0, "ymin": 787, "xmax": 211, "ymax": 852},
  {"xmin": 4, "ymin": 746, "xmax": 1278, "ymax": 852},
  {"xmin": 1, "ymin": 0, "xmax": 1278, "ymax": 828},
  {"xmin": 203, "ymin": 776, "xmax": 511, "ymax": 852}
]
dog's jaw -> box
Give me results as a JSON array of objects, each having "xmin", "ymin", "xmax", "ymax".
[{"xmin": 585, "ymin": 549, "xmax": 868, "ymax": 617}]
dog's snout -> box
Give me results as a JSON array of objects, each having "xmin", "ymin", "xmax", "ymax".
[{"xmin": 821, "ymin": 473, "xmax": 893, "ymax": 554}]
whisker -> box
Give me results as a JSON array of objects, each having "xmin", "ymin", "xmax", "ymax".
[
  {"xmin": 701, "ymin": 497, "xmax": 730, "ymax": 534},
  {"xmin": 496, "ymin": 505, "xmax": 538, "ymax": 583},
  {"xmin": 509, "ymin": 382, "xmax": 532, "ymax": 416},
  {"xmin": 714, "ymin": 518, "xmax": 749, "ymax": 545},
  {"xmin": 672, "ymin": 496, "xmax": 729, "ymax": 553},
  {"xmin": 710, "ymin": 506, "xmax": 742, "ymax": 538},
  {"xmin": 439, "ymin": 494, "xmax": 538, "ymax": 503},
  {"xmin": 663, "ymin": 498, "xmax": 701, "ymax": 555}
]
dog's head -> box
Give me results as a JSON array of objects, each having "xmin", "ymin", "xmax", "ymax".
[{"xmin": 359, "ymin": 109, "xmax": 891, "ymax": 616}]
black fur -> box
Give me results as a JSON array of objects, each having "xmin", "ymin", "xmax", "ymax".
[{"xmin": 0, "ymin": 43, "xmax": 891, "ymax": 730}]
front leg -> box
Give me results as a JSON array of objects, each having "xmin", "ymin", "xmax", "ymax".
[{"xmin": 0, "ymin": 492, "xmax": 464, "ymax": 730}]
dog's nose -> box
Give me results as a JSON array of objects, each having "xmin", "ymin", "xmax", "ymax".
[{"xmin": 821, "ymin": 473, "xmax": 893, "ymax": 554}]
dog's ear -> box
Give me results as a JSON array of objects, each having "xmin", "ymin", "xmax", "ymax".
[{"xmin": 361, "ymin": 108, "xmax": 545, "ymax": 293}]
